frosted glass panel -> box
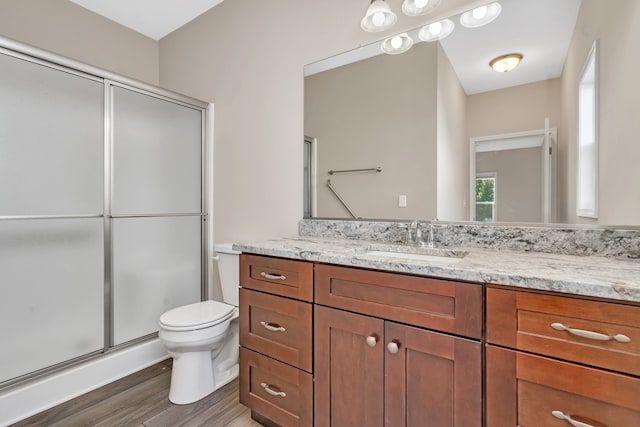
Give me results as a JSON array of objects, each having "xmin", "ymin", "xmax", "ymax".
[
  {"xmin": 0, "ymin": 218, "xmax": 104, "ymax": 383},
  {"xmin": 112, "ymin": 216, "xmax": 201, "ymax": 345},
  {"xmin": 112, "ymin": 87, "xmax": 202, "ymax": 214},
  {"xmin": 0, "ymin": 53, "xmax": 104, "ymax": 216}
]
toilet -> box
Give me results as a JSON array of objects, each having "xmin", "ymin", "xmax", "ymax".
[{"xmin": 158, "ymin": 243, "xmax": 241, "ymax": 404}]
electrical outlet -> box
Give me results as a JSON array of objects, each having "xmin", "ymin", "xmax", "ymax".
[{"xmin": 399, "ymin": 195, "xmax": 407, "ymax": 208}]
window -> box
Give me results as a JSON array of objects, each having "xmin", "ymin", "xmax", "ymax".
[
  {"xmin": 475, "ymin": 173, "xmax": 496, "ymax": 222},
  {"xmin": 577, "ymin": 41, "xmax": 598, "ymax": 218}
]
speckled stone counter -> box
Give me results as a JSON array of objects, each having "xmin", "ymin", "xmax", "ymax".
[
  {"xmin": 299, "ymin": 219, "xmax": 640, "ymax": 259},
  {"xmin": 233, "ymin": 237, "xmax": 640, "ymax": 303}
]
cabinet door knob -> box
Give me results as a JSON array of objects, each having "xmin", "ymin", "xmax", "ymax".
[
  {"xmin": 260, "ymin": 382, "xmax": 287, "ymax": 398},
  {"xmin": 365, "ymin": 335, "xmax": 378, "ymax": 347},
  {"xmin": 260, "ymin": 321, "xmax": 286, "ymax": 332},
  {"xmin": 260, "ymin": 272, "xmax": 287, "ymax": 280},
  {"xmin": 551, "ymin": 322, "xmax": 631, "ymax": 343},
  {"xmin": 552, "ymin": 410, "xmax": 598, "ymax": 427},
  {"xmin": 387, "ymin": 340, "xmax": 400, "ymax": 354}
]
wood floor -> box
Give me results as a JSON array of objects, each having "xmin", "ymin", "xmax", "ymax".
[{"xmin": 12, "ymin": 359, "xmax": 262, "ymax": 427}]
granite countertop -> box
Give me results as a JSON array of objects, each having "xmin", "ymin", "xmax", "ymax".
[{"xmin": 233, "ymin": 237, "xmax": 640, "ymax": 303}]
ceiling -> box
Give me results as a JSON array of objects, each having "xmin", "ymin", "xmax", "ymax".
[
  {"xmin": 69, "ymin": 0, "xmax": 582, "ymax": 95},
  {"xmin": 68, "ymin": 0, "xmax": 225, "ymax": 40},
  {"xmin": 306, "ymin": 0, "xmax": 582, "ymax": 95},
  {"xmin": 440, "ymin": 0, "xmax": 581, "ymax": 94}
]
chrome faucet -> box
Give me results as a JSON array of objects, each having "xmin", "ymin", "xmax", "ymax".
[
  {"xmin": 404, "ymin": 220, "xmax": 435, "ymax": 248},
  {"xmin": 427, "ymin": 222, "xmax": 435, "ymax": 249},
  {"xmin": 405, "ymin": 220, "xmax": 425, "ymax": 246}
]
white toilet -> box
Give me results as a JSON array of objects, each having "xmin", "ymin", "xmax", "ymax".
[{"xmin": 158, "ymin": 243, "xmax": 241, "ymax": 404}]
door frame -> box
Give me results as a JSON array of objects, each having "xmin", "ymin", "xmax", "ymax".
[{"xmin": 469, "ymin": 127, "xmax": 557, "ymax": 223}]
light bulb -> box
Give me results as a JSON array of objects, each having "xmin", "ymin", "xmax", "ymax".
[
  {"xmin": 390, "ymin": 36, "xmax": 403, "ymax": 49},
  {"xmin": 415, "ymin": 0, "xmax": 429, "ymax": 8},
  {"xmin": 429, "ymin": 21, "xmax": 443, "ymax": 36},
  {"xmin": 372, "ymin": 11, "xmax": 386, "ymax": 27},
  {"xmin": 472, "ymin": 5, "xmax": 488, "ymax": 20}
]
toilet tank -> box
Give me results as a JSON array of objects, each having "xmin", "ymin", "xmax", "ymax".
[{"xmin": 215, "ymin": 243, "xmax": 241, "ymax": 306}]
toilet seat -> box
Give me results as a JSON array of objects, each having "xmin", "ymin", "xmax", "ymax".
[{"xmin": 159, "ymin": 300, "xmax": 235, "ymax": 332}]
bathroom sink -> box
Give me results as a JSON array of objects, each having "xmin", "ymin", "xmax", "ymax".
[
  {"xmin": 361, "ymin": 244, "xmax": 468, "ymax": 264},
  {"xmin": 364, "ymin": 250, "xmax": 464, "ymax": 264}
]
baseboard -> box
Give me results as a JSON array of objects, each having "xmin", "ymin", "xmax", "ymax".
[{"xmin": 0, "ymin": 339, "xmax": 168, "ymax": 426}]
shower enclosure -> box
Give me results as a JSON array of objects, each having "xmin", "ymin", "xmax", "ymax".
[{"xmin": 0, "ymin": 39, "xmax": 209, "ymax": 387}]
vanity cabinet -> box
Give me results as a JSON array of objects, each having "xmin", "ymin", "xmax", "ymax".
[
  {"xmin": 238, "ymin": 252, "xmax": 640, "ymax": 426},
  {"xmin": 314, "ymin": 264, "xmax": 482, "ymax": 427},
  {"xmin": 239, "ymin": 255, "xmax": 314, "ymax": 427},
  {"xmin": 486, "ymin": 287, "xmax": 640, "ymax": 426}
]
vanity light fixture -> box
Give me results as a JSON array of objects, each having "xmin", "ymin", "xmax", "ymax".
[
  {"xmin": 418, "ymin": 19, "xmax": 455, "ymax": 42},
  {"xmin": 381, "ymin": 33, "xmax": 414, "ymax": 54},
  {"xmin": 361, "ymin": 0, "xmax": 397, "ymax": 33},
  {"xmin": 460, "ymin": 2, "xmax": 502, "ymax": 28},
  {"xmin": 489, "ymin": 53, "xmax": 523, "ymax": 72},
  {"xmin": 402, "ymin": 0, "xmax": 441, "ymax": 17}
]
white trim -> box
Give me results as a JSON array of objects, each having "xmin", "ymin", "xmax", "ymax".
[
  {"xmin": 474, "ymin": 134, "xmax": 544, "ymax": 153},
  {"xmin": 576, "ymin": 40, "xmax": 599, "ymax": 219},
  {"xmin": 0, "ymin": 339, "xmax": 168, "ymax": 427}
]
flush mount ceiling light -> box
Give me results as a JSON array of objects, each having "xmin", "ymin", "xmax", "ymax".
[
  {"xmin": 381, "ymin": 33, "xmax": 414, "ymax": 54},
  {"xmin": 401, "ymin": 0, "xmax": 441, "ymax": 17},
  {"xmin": 460, "ymin": 2, "xmax": 502, "ymax": 28},
  {"xmin": 361, "ymin": 0, "xmax": 397, "ymax": 33},
  {"xmin": 418, "ymin": 18, "xmax": 455, "ymax": 42},
  {"xmin": 489, "ymin": 53, "xmax": 523, "ymax": 72}
]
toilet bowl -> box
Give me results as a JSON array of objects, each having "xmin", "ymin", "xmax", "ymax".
[{"xmin": 158, "ymin": 243, "xmax": 241, "ymax": 404}]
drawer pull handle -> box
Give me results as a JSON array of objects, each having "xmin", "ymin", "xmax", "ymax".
[
  {"xmin": 551, "ymin": 322, "xmax": 631, "ymax": 343},
  {"xmin": 366, "ymin": 335, "xmax": 378, "ymax": 347},
  {"xmin": 552, "ymin": 410, "xmax": 598, "ymax": 427},
  {"xmin": 260, "ymin": 382, "xmax": 286, "ymax": 398},
  {"xmin": 260, "ymin": 272, "xmax": 287, "ymax": 280},
  {"xmin": 387, "ymin": 340, "xmax": 400, "ymax": 354},
  {"xmin": 260, "ymin": 321, "xmax": 286, "ymax": 332}
]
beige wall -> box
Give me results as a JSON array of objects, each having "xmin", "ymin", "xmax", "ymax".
[
  {"xmin": 559, "ymin": 0, "xmax": 640, "ymax": 226},
  {"xmin": 0, "ymin": 0, "xmax": 159, "ymax": 84},
  {"xmin": 158, "ymin": 0, "xmax": 488, "ymax": 243},
  {"xmin": 476, "ymin": 147, "xmax": 543, "ymax": 223},
  {"xmin": 305, "ymin": 43, "xmax": 437, "ymax": 220},
  {"xmin": 437, "ymin": 44, "xmax": 468, "ymax": 221},
  {"xmin": 467, "ymin": 78, "xmax": 561, "ymax": 137}
]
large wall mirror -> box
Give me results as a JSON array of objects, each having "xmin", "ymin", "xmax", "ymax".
[{"xmin": 304, "ymin": 0, "xmax": 640, "ymax": 227}]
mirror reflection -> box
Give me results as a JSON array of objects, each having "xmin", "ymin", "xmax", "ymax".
[{"xmin": 304, "ymin": 0, "xmax": 640, "ymax": 226}]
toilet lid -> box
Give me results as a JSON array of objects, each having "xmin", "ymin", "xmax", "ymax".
[{"xmin": 159, "ymin": 300, "xmax": 235, "ymax": 331}]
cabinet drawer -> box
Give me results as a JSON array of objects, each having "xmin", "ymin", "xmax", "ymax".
[
  {"xmin": 240, "ymin": 288, "xmax": 312, "ymax": 372},
  {"xmin": 315, "ymin": 264, "xmax": 482, "ymax": 339},
  {"xmin": 486, "ymin": 345, "xmax": 640, "ymax": 427},
  {"xmin": 240, "ymin": 254, "xmax": 313, "ymax": 302},
  {"xmin": 239, "ymin": 348, "xmax": 313, "ymax": 427},
  {"xmin": 486, "ymin": 287, "xmax": 640, "ymax": 376}
]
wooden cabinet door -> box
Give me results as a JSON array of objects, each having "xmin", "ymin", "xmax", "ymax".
[
  {"xmin": 486, "ymin": 345, "xmax": 640, "ymax": 427},
  {"xmin": 314, "ymin": 305, "xmax": 384, "ymax": 427},
  {"xmin": 385, "ymin": 322, "xmax": 482, "ymax": 427}
]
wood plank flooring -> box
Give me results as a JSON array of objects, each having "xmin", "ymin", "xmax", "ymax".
[{"xmin": 11, "ymin": 359, "xmax": 262, "ymax": 427}]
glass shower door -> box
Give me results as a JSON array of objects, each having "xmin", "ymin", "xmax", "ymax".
[
  {"xmin": 111, "ymin": 86, "xmax": 203, "ymax": 346},
  {"xmin": 0, "ymin": 52, "xmax": 105, "ymax": 383}
]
